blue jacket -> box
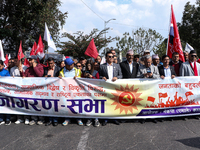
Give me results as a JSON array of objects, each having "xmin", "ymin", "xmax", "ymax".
[{"xmin": 0, "ymin": 68, "xmax": 11, "ymax": 76}]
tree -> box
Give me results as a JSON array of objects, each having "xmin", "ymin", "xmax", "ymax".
[
  {"xmin": 0, "ymin": 0, "xmax": 68, "ymax": 54},
  {"xmin": 153, "ymin": 38, "xmax": 167, "ymax": 58},
  {"xmin": 116, "ymin": 28, "xmax": 164, "ymax": 57},
  {"xmin": 178, "ymin": 0, "xmax": 200, "ymax": 55},
  {"xmin": 58, "ymin": 28, "xmax": 115, "ymax": 59}
]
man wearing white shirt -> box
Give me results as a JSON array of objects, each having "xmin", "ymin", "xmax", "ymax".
[
  {"xmin": 99, "ymin": 51, "xmax": 122, "ymax": 81},
  {"xmin": 99, "ymin": 51, "xmax": 122, "ymax": 126},
  {"xmin": 180, "ymin": 50, "xmax": 200, "ymax": 76},
  {"xmin": 10, "ymin": 57, "xmax": 28, "ymax": 77},
  {"xmin": 158, "ymin": 55, "xmax": 176, "ymax": 79},
  {"xmin": 120, "ymin": 49, "xmax": 139, "ymax": 79}
]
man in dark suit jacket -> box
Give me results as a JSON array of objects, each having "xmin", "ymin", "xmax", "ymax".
[
  {"xmin": 99, "ymin": 51, "xmax": 122, "ymax": 126},
  {"xmin": 99, "ymin": 51, "xmax": 122, "ymax": 81},
  {"xmin": 120, "ymin": 49, "xmax": 139, "ymax": 78},
  {"xmin": 158, "ymin": 55, "xmax": 176, "ymax": 79},
  {"xmin": 43, "ymin": 57, "xmax": 60, "ymax": 77},
  {"xmin": 43, "ymin": 57, "xmax": 60, "ymax": 126},
  {"xmin": 169, "ymin": 52, "xmax": 182, "ymax": 76}
]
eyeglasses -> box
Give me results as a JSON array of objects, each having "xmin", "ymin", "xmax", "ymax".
[
  {"xmin": 77, "ymin": 65, "xmax": 81, "ymax": 67},
  {"xmin": 108, "ymin": 56, "xmax": 114, "ymax": 58},
  {"xmin": 127, "ymin": 55, "xmax": 134, "ymax": 57},
  {"xmin": 191, "ymin": 55, "xmax": 197, "ymax": 58}
]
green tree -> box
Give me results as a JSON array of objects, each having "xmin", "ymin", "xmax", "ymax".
[
  {"xmin": 116, "ymin": 28, "xmax": 164, "ymax": 57},
  {"xmin": 0, "ymin": 0, "xmax": 67, "ymax": 54},
  {"xmin": 153, "ymin": 38, "xmax": 167, "ymax": 58},
  {"xmin": 178, "ymin": 0, "xmax": 200, "ymax": 55},
  {"xmin": 58, "ymin": 28, "xmax": 115, "ymax": 59}
]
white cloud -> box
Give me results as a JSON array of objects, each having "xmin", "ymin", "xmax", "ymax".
[
  {"xmin": 59, "ymin": 0, "xmax": 197, "ymax": 50},
  {"xmin": 131, "ymin": 0, "xmax": 153, "ymax": 7}
]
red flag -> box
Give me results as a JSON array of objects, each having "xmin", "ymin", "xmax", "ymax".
[
  {"xmin": 30, "ymin": 42, "xmax": 37, "ymax": 56},
  {"xmin": 4, "ymin": 54, "xmax": 8, "ymax": 67},
  {"xmin": 159, "ymin": 93, "xmax": 168, "ymax": 98},
  {"xmin": 84, "ymin": 39, "xmax": 99, "ymax": 59},
  {"xmin": 24, "ymin": 58, "xmax": 30, "ymax": 67},
  {"xmin": 147, "ymin": 96, "xmax": 155, "ymax": 103},
  {"xmin": 18, "ymin": 41, "xmax": 24, "ymax": 60},
  {"xmin": 167, "ymin": 5, "xmax": 185, "ymax": 62},
  {"xmin": 35, "ymin": 35, "xmax": 44, "ymax": 56}
]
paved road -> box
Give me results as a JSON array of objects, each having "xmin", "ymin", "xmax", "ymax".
[{"xmin": 0, "ymin": 117, "xmax": 200, "ymax": 150}]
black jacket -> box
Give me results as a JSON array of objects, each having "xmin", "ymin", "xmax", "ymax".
[
  {"xmin": 120, "ymin": 61, "xmax": 139, "ymax": 78},
  {"xmin": 158, "ymin": 65, "xmax": 176, "ymax": 77},
  {"xmin": 43, "ymin": 66, "xmax": 60, "ymax": 77}
]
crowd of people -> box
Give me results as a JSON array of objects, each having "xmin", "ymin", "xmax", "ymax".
[{"xmin": 0, "ymin": 49, "xmax": 198, "ymax": 127}]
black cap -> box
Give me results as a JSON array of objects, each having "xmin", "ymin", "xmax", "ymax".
[
  {"xmin": 80, "ymin": 57, "xmax": 85, "ymax": 60},
  {"xmin": 189, "ymin": 50, "xmax": 197, "ymax": 55},
  {"xmin": 27, "ymin": 55, "xmax": 37, "ymax": 60}
]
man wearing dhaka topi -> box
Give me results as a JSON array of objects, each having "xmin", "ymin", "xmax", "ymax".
[{"xmin": 180, "ymin": 50, "xmax": 200, "ymax": 76}]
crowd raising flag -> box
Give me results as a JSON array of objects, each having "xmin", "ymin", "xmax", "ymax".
[
  {"xmin": 44, "ymin": 22, "xmax": 57, "ymax": 53},
  {"xmin": 30, "ymin": 41, "xmax": 37, "ymax": 56},
  {"xmin": 0, "ymin": 40, "xmax": 5, "ymax": 61},
  {"xmin": 17, "ymin": 41, "xmax": 24, "ymax": 60},
  {"xmin": 185, "ymin": 43, "xmax": 194, "ymax": 53},
  {"xmin": 84, "ymin": 38, "xmax": 99, "ymax": 59},
  {"xmin": 35, "ymin": 35, "xmax": 45, "ymax": 58},
  {"xmin": 167, "ymin": 5, "xmax": 185, "ymax": 62}
]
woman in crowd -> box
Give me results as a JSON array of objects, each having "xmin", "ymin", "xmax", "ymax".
[
  {"xmin": 58, "ymin": 60, "xmax": 65, "ymax": 69},
  {"xmin": 82, "ymin": 60, "xmax": 99, "ymax": 79},
  {"xmin": 82, "ymin": 60, "xmax": 100, "ymax": 127}
]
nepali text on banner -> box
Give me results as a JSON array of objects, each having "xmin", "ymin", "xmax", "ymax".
[{"xmin": 0, "ymin": 77, "xmax": 200, "ymax": 119}]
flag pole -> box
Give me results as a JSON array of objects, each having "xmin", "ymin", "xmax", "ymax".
[{"xmin": 166, "ymin": 5, "xmax": 172, "ymax": 55}]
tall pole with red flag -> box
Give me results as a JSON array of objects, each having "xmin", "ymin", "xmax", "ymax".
[
  {"xmin": 18, "ymin": 41, "xmax": 24, "ymax": 60},
  {"xmin": 167, "ymin": 5, "xmax": 185, "ymax": 62}
]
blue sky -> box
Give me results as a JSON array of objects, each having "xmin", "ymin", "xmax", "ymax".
[{"xmin": 59, "ymin": 0, "xmax": 196, "ymax": 52}]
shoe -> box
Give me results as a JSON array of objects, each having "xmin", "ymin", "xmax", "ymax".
[
  {"xmin": 0, "ymin": 121, "xmax": 5, "ymax": 125},
  {"xmin": 25, "ymin": 119, "xmax": 29, "ymax": 125},
  {"xmin": 37, "ymin": 121, "xmax": 44, "ymax": 125},
  {"xmin": 114, "ymin": 120, "xmax": 120, "ymax": 125},
  {"xmin": 102, "ymin": 120, "xmax": 107, "ymax": 126},
  {"xmin": 15, "ymin": 119, "xmax": 24, "ymax": 124},
  {"xmin": 62, "ymin": 120, "xmax": 70, "ymax": 126},
  {"xmin": 94, "ymin": 120, "xmax": 100, "ymax": 127},
  {"xmin": 5, "ymin": 120, "xmax": 11, "ymax": 125},
  {"xmin": 29, "ymin": 120, "xmax": 36, "ymax": 125},
  {"xmin": 77, "ymin": 120, "xmax": 83, "ymax": 126},
  {"xmin": 45, "ymin": 121, "xmax": 52, "ymax": 126},
  {"xmin": 53, "ymin": 122, "xmax": 58, "ymax": 126},
  {"xmin": 86, "ymin": 119, "xmax": 92, "ymax": 126}
]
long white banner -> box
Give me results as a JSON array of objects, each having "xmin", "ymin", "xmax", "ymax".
[{"xmin": 0, "ymin": 77, "xmax": 199, "ymax": 119}]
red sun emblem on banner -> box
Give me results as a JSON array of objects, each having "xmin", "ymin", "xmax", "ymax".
[{"xmin": 111, "ymin": 84, "xmax": 143, "ymax": 114}]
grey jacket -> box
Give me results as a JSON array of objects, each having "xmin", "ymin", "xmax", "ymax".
[
  {"xmin": 99, "ymin": 63, "xmax": 122, "ymax": 79},
  {"xmin": 137, "ymin": 65, "xmax": 160, "ymax": 79},
  {"xmin": 179, "ymin": 61, "xmax": 200, "ymax": 76}
]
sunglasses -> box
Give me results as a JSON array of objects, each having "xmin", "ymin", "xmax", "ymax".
[
  {"xmin": 108, "ymin": 56, "xmax": 114, "ymax": 58},
  {"xmin": 77, "ymin": 65, "xmax": 81, "ymax": 67},
  {"xmin": 191, "ymin": 55, "xmax": 197, "ymax": 58},
  {"xmin": 127, "ymin": 55, "xmax": 134, "ymax": 57}
]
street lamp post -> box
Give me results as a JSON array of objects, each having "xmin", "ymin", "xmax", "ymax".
[{"xmin": 104, "ymin": 18, "xmax": 116, "ymax": 54}]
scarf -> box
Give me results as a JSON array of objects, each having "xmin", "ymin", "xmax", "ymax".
[{"xmin": 189, "ymin": 61, "xmax": 198, "ymax": 76}]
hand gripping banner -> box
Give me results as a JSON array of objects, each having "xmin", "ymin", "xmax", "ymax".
[{"xmin": 0, "ymin": 77, "xmax": 200, "ymax": 119}]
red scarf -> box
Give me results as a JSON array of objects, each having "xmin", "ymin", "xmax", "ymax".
[{"xmin": 189, "ymin": 61, "xmax": 198, "ymax": 76}]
